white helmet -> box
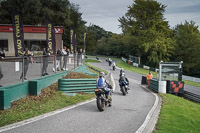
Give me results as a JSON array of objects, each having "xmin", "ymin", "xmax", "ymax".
[
  {"xmin": 121, "ymin": 72, "xmax": 126, "ymax": 77},
  {"xmin": 99, "ymin": 72, "xmax": 105, "ymax": 77}
]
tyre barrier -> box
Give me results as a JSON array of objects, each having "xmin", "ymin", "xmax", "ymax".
[
  {"xmin": 58, "ymin": 79, "xmax": 97, "ymax": 93},
  {"xmin": 149, "ymin": 79, "xmax": 159, "ymax": 92},
  {"xmin": 184, "ymin": 91, "xmax": 200, "ymax": 103}
]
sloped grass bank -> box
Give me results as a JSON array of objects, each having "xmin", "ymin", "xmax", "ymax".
[
  {"xmin": 116, "ymin": 58, "xmax": 157, "ymax": 77},
  {"xmin": 0, "ymin": 72, "xmax": 95, "ymax": 127},
  {"xmin": 85, "ymin": 58, "xmax": 100, "ymax": 63},
  {"xmin": 154, "ymin": 94, "xmax": 200, "ymax": 133},
  {"xmin": 84, "ymin": 59, "xmax": 108, "ymax": 75}
]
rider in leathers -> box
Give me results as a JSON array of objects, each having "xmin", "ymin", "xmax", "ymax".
[
  {"xmin": 97, "ymin": 72, "xmax": 112, "ymax": 106},
  {"xmin": 119, "ymin": 72, "xmax": 130, "ymax": 90}
]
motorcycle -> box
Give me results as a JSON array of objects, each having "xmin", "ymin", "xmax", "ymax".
[
  {"xmin": 95, "ymin": 86, "xmax": 112, "ymax": 112},
  {"xmin": 119, "ymin": 81, "xmax": 128, "ymax": 95},
  {"xmin": 112, "ymin": 65, "xmax": 116, "ymax": 71},
  {"xmin": 109, "ymin": 60, "xmax": 112, "ymax": 66}
]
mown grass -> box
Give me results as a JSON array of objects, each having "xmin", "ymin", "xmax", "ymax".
[
  {"xmin": 115, "ymin": 58, "xmax": 158, "ymax": 78},
  {"xmin": 85, "ymin": 58, "xmax": 100, "ymax": 63},
  {"xmin": 0, "ymin": 72, "xmax": 96, "ymax": 127},
  {"xmin": 183, "ymin": 80, "xmax": 200, "ymax": 88},
  {"xmin": 154, "ymin": 94, "xmax": 200, "ymax": 133},
  {"xmin": 84, "ymin": 59, "xmax": 108, "ymax": 75}
]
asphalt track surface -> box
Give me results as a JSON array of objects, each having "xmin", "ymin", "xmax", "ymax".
[{"xmin": 1, "ymin": 58, "xmax": 156, "ymax": 133}]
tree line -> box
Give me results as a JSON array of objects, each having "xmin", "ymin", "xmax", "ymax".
[
  {"xmin": 0, "ymin": 0, "xmax": 200, "ymax": 77},
  {"xmin": 95, "ymin": 0, "xmax": 200, "ymax": 77}
]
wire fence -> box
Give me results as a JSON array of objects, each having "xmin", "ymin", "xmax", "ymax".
[{"xmin": 0, "ymin": 54, "xmax": 84, "ymax": 87}]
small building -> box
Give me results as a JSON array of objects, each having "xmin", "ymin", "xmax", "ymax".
[{"xmin": 0, "ymin": 24, "xmax": 63, "ymax": 56}]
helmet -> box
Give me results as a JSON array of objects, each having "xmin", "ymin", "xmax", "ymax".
[
  {"xmin": 99, "ymin": 72, "xmax": 105, "ymax": 77},
  {"xmin": 120, "ymin": 68, "xmax": 124, "ymax": 73},
  {"xmin": 121, "ymin": 72, "xmax": 126, "ymax": 77}
]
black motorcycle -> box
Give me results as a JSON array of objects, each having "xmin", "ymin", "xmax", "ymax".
[
  {"xmin": 95, "ymin": 87, "xmax": 112, "ymax": 112},
  {"xmin": 112, "ymin": 65, "xmax": 116, "ymax": 71},
  {"xmin": 119, "ymin": 81, "xmax": 128, "ymax": 95},
  {"xmin": 109, "ymin": 61, "xmax": 112, "ymax": 66}
]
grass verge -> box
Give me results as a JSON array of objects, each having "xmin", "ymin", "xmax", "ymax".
[
  {"xmin": 183, "ymin": 80, "xmax": 200, "ymax": 88},
  {"xmin": 84, "ymin": 60, "xmax": 108, "ymax": 75},
  {"xmin": 0, "ymin": 72, "xmax": 95, "ymax": 127},
  {"xmin": 116, "ymin": 58, "xmax": 158, "ymax": 78},
  {"xmin": 154, "ymin": 94, "xmax": 200, "ymax": 133},
  {"xmin": 85, "ymin": 58, "xmax": 100, "ymax": 63}
]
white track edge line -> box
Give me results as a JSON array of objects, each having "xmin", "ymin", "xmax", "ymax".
[
  {"xmin": 135, "ymin": 84, "xmax": 159, "ymax": 133},
  {"xmin": 0, "ymin": 99, "xmax": 96, "ymax": 133}
]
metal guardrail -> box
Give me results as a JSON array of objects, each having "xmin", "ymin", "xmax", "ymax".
[
  {"xmin": 183, "ymin": 91, "xmax": 200, "ymax": 103},
  {"xmin": 0, "ymin": 54, "xmax": 84, "ymax": 87},
  {"xmin": 182, "ymin": 75, "xmax": 200, "ymax": 83}
]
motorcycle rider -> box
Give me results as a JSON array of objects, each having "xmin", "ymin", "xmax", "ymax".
[
  {"xmin": 97, "ymin": 72, "xmax": 112, "ymax": 106},
  {"xmin": 119, "ymin": 68, "xmax": 125, "ymax": 76},
  {"xmin": 112, "ymin": 61, "xmax": 116, "ymax": 70},
  {"xmin": 108, "ymin": 58, "xmax": 112, "ymax": 66},
  {"xmin": 119, "ymin": 71, "xmax": 130, "ymax": 90}
]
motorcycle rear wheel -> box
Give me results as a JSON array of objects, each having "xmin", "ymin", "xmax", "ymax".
[
  {"xmin": 97, "ymin": 96, "xmax": 105, "ymax": 111},
  {"xmin": 121, "ymin": 86, "xmax": 127, "ymax": 96}
]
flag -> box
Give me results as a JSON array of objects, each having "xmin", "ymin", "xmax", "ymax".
[
  {"xmin": 70, "ymin": 27, "xmax": 75, "ymax": 54},
  {"xmin": 46, "ymin": 19, "xmax": 56, "ymax": 54},
  {"xmin": 74, "ymin": 32, "xmax": 77, "ymax": 53},
  {"xmin": 83, "ymin": 32, "xmax": 87, "ymax": 53},
  {"xmin": 11, "ymin": 9, "xmax": 24, "ymax": 56}
]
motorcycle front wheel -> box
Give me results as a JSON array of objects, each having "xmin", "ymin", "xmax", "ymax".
[{"xmin": 96, "ymin": 96, "xmax": 105, "ymax": 111}]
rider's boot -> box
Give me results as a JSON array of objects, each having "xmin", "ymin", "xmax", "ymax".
[{"xmin": 108, "ymin": 96, "xmax": 112, "ymax": 107}]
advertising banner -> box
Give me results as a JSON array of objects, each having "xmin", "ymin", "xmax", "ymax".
[
  {"xmin": 11, "ymin": 9, "xmax": 24, "ymax": 56},
  {"xmin": 46, "ymin": 19, "xmax": 56, "ymax": 54},
  {"xmin": 70, "ymin": 27, "xmax": 75, "ymax": 54},
  {"xmin": 83, "ymin": 32, "xmax": 86, "ymax": 53}
]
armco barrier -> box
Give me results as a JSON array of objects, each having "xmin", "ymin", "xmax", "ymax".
[
  {"xmin": 150, "ymin": 79, "xmax": 159, "ymax": 92},
  {"xmin": 0, "ymin": 71, "xmax": 68, "ymax": 110},
  {"xmin": 58, "ymin": 79, "xmax": 97, "ymax": 93},
  {"xmin": 184, "ymin": 91, "xmax": 200, "ymax": 103}
]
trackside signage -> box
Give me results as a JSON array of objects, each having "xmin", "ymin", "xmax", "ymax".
[
  {"xmin": 11, "ymin": 10, "xmax": 24, "ymax": 56},
  {"xmin": 0, "ymin": 26, "xmax": 63, "ymax": 33},
  {"xmin": 70, "ymin": 27, "xmax": 75, "ymax": 54},
  {"xmin": 46, "ymin": 19, "xmax": 56, "ymax": 54}
]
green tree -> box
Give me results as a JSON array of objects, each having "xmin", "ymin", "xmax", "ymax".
[
  {"xmin": 119, "ymin": 0, "xmax": 174, "ymax": 66},
  {"xmin": 85, "ymin": 24, "xmax": 110, "ymax": 55},
  {"xmin": 0, "ymin": 0, "xmax": 86, "ymax": 48},
  {"xmin": 174, "ymin": 21, "xmax": 200, "ymax": 77}
]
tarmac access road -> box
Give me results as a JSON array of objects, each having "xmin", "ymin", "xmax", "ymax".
[{"xmin": 0, "ymin": 58, "xmax": 156, "ymax": 133}]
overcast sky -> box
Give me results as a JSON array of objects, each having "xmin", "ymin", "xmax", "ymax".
[{"xmin": 69, "ymin": 0, "xmax": 200, "ymax": 34}]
